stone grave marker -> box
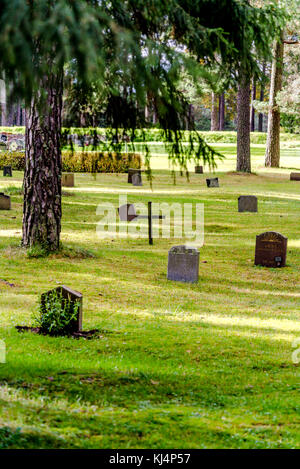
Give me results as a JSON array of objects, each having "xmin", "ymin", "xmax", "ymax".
[
  {"xmin": 255, "ymin": 231, "xmax": 287, "ymax": 268},
  {"xmin": 206, "ymin": 177, "xmax": 219, "ymax": 188},
  {"xmin": 167, "ymin": 245, "xmax": 199, "ymax": 283},
  {"xmin": 118, "ymin": 203, "xmax": 138, "ymax": 222},
  {"xmin": 62, "ymin": 173, "xmax": 75, "ymax": 187},
  {"xmin": 290, "ymin": 173, "xmax": 300, "ymax": 181},
  {"xmin": 132, "ymin": 172, "xmax": 143, "ymax": 186},
  {"xmin": 127, "ymin": 168, "xmax": 141, "ymax": 183},
  {"xmin": 238, "ymin": 195, "xmax": 258, "ymax": 213},
  {"xmin": 0, "ymin": 193, "xmax": 11, "ymax": 210},
  {"xmin": 41, "ymin": 285, "xmax": 83, "ymax": 332},
  {"xmin": 195, "ymin": 165, "xmax": 203, "ymax": 174},
  {"xmin": 3, "ymin": 166, "xmax": 12, "ymax": 177}
]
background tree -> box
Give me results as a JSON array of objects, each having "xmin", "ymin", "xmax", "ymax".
[{"xmin": 265, "ymin": 0, "xmax": 299, "ymax": 167}]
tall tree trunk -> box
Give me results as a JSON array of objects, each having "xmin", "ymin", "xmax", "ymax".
[
  {"xmin": 258, "ymin": 62, "xmax": 266, "ymax": 132},
  {"xmin": 265, "ymin": 33, "xmax": 284, "ymax": 168},
  {"xmin": 7, "ymin": 103, "xmax": 15, "ymax": 126},
  {"xmin": 250, "ymin": 79, "xmax": 256, "ymax": 132},
  {"xmin": 219, "ymin": 93, "xmax": 225, "ymax": 131},
  {"xmin": 211, "ymin": 92, "xmax": 219, "ymax": 131},
  {"xmin": 236, "ymin": 75, "xmax": 251, "ymax": 173},
  {"xmin": 22, "ymin": 70, "xmax": 63, "ymax": 251},
  {"xmin": 0, "ymin": 103, "xmax": 6, "ymax": 126},
  {"xmin": 0, "ymin": 79, "xmax": 6, "ymax": 126},
  {"xmin": 16, "ymin": 101, "xmax": 21, "ymax": 126}
]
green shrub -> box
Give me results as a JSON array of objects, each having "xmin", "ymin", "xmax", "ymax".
[
  {"xmin": 0, "ymin": 150, "xmax": 140, "ymax": 173},
  {"xmin": 61, "ymin": 150, "xmax": 141, "ymax": 173},
  {"xmin": 34, "ymin": 290, "xmax": 80, "ymax": 336},
  {"xmin": 0, "ymin": 151, "xmax": 25, "ymax": 170}
]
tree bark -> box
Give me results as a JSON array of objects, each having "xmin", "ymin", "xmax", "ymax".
[
  {"xmin": 219, "ymin": 93, "xmax": 225, "ymax": 131},
  {"xmin": 22, "ymin": 70, "xmax": 63, "ymax": 251},
  {"xmin": 250, "ymin": 79, "xmax": 256, "ymax": 132},
  {"xmin": 236, "ymin": 75, "xmax": 251, "ymax": 172},
  {"xmin": 265, "ymin": 34, "xmax": 284, "ymax": 168},
  {"xmin": 258, "ymin": 62, "xmax": 266, "ymax": 132},
  {"xmin": 211, "ymin": 92, "xmax": 219, "ymax": 131}
]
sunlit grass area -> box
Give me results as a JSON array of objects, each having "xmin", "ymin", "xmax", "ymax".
[
  {"xmin": 0, "ymin": 159, "xmax": 299, "ymax": 448},
  {"xmin": 141, "ymin": 143, "xmax": 300, "ymax": 172}
]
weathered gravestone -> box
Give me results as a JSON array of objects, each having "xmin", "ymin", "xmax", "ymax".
[
  {"xmin": 206, "ymin": 178, "xmax": 219, "ymax": 188},
  {"xmin": 167, "ymin": 245, "xmax": 199, "ymax": 283},
  {"xmin": 41, "ymin": 285, "xmax": 83, "ymax": 332},
  {"xmin": 255, "ymin": 231, "xmax": 287, "ymax": 268},
  {"xmin": 62, "ymin": 173, "xmax": 75, "ymax": 187},
  {"xmin": 195, "ymin": 165, "xmax": 203, "ymax": 174},
  {"xmin": 132, "ymin": 172, "xmax": 143, "ymax": 186},
  {"xmin": 127, "ymin": 168, "xmax": 141, "ymax": 183},
  {"xmin": 0, "ymin": 193, "xmax": 11, "ymax": 210},
  {"xmin": 238, "ymin": 195, "xmax": 258, "ymax": 213},
  {"xmin": 118, "ymin": 203, "xmax": 138, "ymax": 222},
  {"xmin": 3, "ymin": 166, "xmax": 12, "ymax": 177},
  {"xmin": 290, "ymin": 173, "xmax": 300, "ymax": 181}
]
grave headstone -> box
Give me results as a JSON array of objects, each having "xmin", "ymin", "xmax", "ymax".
[
  {"xmin": 195, "ymin": 165, "xmax": 203, "ymax": 174},
  {"xmin": 255, "ymin": 231, "xmax": 287, "ymax": 268},
  {"xmin": 41, "ymin": 285, "xmax": 83, "ymax": 332},
  {"xmin": 3, "ymin": 166, "xmax": 12, "ymax": 177},
  {"xmin": 127, "ymin": 168, "xmax": 141, "ymax": 183},
  {"xmin": 132, "ymin": 172, "xmax": 143, "ymax": 186},
  {"xmin": 238, "ymin": 195, "xmax": 258, "ymax": 213},
  {"xmin": 0, "ymin": 193, "xmax": 11, "ymax": 210},
  {"xmin": 167, "ymin": 245, "xmax": 199, "ymax": 283},
  {"xmin": 62, "ymin": 173, "xmax": 75, "ymax": 187},
  {"xmin": 118, "ymin": 203, "xmax": 138, "ymax": 222},
  {"xmin": 206, "ymin": 177, "xmax": 219, "ymax": 188},
  {"xmin": 290, "ymin": 173, "xmax": 300, "ymax": 181}
]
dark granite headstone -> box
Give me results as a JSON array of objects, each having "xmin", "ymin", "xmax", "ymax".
[
  {"xmin": 3, "ymin": 166, "xmax": 12, "ymax": 177},
  {"xmin": 290, "ymin": 173, "xmax": 300, "ymax": 181},
  {"xmin": 62, "ymin": 173, "xmax": 74, "ymax": 187},
  {"xmin": 238, "ymin": 195, "xmax": 258, "ymax": 213},
  {"xmin": 167, "ymin": 245, "xmax": 199, "ymax": 283},
  {"xmin": 41, "ymin": 285, "xmax": 83, "ymax": 332},
  {"xmin": 206, "ymin": 178, "xmax": 219, "ymax": 188},
  {"xmin": 255, "ymin": 231, "xmax": 287, "ymax": 268},
  {"xmin": 127, "ymin": 168, "xmax": 141, "ymax": 183},
  {"xmin": 0, "ymin": 193, "xmax": 11, "ymax": 210},
  {"xmin": 195, "ymin": 165, "xmax": 203, "ymax": 174},
  {"xmin": 132, "ymin": 172, "xmax": 143, "ymax": 186}
]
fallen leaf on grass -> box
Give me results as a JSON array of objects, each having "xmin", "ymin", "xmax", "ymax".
[{"xmin": 150, "ymin": 380, "xmax": 159, "ymax": 385}]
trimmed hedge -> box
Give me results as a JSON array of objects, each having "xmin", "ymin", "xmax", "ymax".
[
  {"xmin": 0, "ymin": 151, "xmax": 25, "ymax": 170},
  {"xmin": 1, "ymin": 126, "xmax": 300, "ymax": 143},
  {"xmin": 61, "ymin": 150, "xmax": 141, "ymax": 172},
  {"xmin": 0, "ymin": 150, "xmax": 141, "ymax": 173}
]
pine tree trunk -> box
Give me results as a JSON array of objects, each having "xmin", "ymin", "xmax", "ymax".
[
  {"xmin": 22, "ymin": 71, "xmax": 63, "ymax": 251},
  {"xmin": 250, "ymin": 79, "xmax": 256, "ymax": 132},
  {"xmin": 236, "ymin": 75, "xmax": 251, "ymax": 173},
  {"xmin": 258, "ymin": 62, "xmax": 266, "ymax": 132},
  {"xmin": 219, "ymin": 93, "xmax": 225, "ymax": 131},
  {"xmin": 265, "ymin": 34, "xmax": 284, "ymax": 168},
  {"xmin": 1, "ymin": 103, "xmax": 6, "ymax": 126},
  {"xmin": 16, "ymin": 102, "xmax": 21, "ymax": 126},
  {"xmin": 211, "ymin": 92, "xmax": 219, "ymax": 131}
]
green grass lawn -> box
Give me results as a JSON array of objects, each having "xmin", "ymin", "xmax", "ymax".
[
  {"xmin": 0, "ymin": 157, "xmax": 299, "ymax": 448},
  {"xmin": 137, "ymin": 143, "xmax": 300, "ymax": 172}
]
